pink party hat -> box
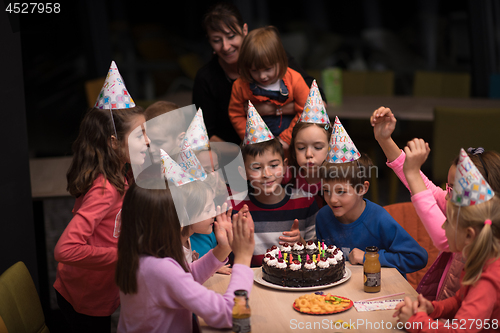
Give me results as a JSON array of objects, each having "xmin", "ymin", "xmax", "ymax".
[
  {"xmin": 326, "ymin": 116, "xmax": 361, "ymax": 163},
  {"xmin": 161, "ymin": 149, "xmax": 198, "ymax": 186},
  {"xmin": 451, "ymin": 148, "xmax": 494, "ymax": 206},
  {"xmin": 243, "ymin": 101, "xmax": 275, "ymax": 145},
  {"xmin": 298, "ymin": 80, "xmax": 330, "ymax": 125},
  {"xmin": 181, "ymin": 108, "xmax": 209, "ymax": 151},
  {"xmin": 94, "ymin": 61, "xmax": 136, "ymax": 109},
  {"xmin": 177, "ymin": 140, "xmax": 207, "ymax": 181}
]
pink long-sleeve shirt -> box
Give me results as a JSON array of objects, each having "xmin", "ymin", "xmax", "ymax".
[
  {"xmin": 117, "ymin": 251, "xmax": 253, "ymax": 333},
  {"xmin": 54, "ymin": 174, "xmax": 125, "ymax": 316},
  {"xmin": 387, "ymin": 151, "xmax": 449, "ymax": 251}
]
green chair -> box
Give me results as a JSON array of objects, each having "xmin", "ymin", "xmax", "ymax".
[
  {"xmin": 433, "ymin": 107, "xmax": 500, "ymax": 185},
  {"xmin": 0, "ymin": 262, "xmax": 50, "ymax": 333}
]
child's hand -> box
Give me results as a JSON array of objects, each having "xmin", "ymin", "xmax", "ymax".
[
  {"xmin": 403, "ymin": 138, "xmax": 430, "ymax": 175},
  {"xmin": 231, "ymin": 209, "xmax": 255, "ymax": 266},
  {"xmin": 348, "ymin": 248, "xmax": 364, "ymax": 265},
  {"xmin": 279, "ymin": 219, "xmax": 304, "ymax": 245},
  {"xmin": 216, "ymin": 263, "xmax": 232, "ymax": 275},
  {"xmin": 416, "ymin": 294, "xmax": 434, "ymax": 314},
  {"xmin": 216, "ymin": 203, "xmax": 233, "ymax": 237},
  {"xmin": 371, "ymin": 106, "xmax": 397, "ymax": 142},
  {"xmin": 393, "ymin": 297, "xmax": 418, "ymax": 325}
]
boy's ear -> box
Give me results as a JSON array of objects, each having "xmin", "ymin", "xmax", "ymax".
[
  {"xmin": 357, "ymin": 180, "xmax": 370, "ymax": 196},
  {"xmin": 238, "ymin": 165, "xmax": 247, "ymax": 181},
  {"xmin": 283, "ymin": 157, "xmax": 288, "ymax": 168}
]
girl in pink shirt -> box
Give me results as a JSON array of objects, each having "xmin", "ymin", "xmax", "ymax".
[
  {"xmin": 371, "ymin": 106, "xmax": 500, "ymax": 301},
  {"xmin": 115, "ymin": 178, "xmax": 255, "ymax": 332},
  {"xmin": 395, "ymin": 194, "xmax": 500, "ymax": 332},
  {"xmin": 54, "ymin": 104, "xmax": 149, "ymax": 333}
]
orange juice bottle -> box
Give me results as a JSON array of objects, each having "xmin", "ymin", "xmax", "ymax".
[
  {"xmin": 232, "ymin": 290, "xmax": 251, "ymax": 332},
  {"xmin": 363, "ymin": 246, "xmax": 381, "ymax": 292}
]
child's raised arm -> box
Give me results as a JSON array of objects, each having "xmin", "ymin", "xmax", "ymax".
[
  {"xmin": 371, "ymin": 106, "xmax": 401, "ymax": 162},
  {"xmin": 403, "ymin": 138, "xmax": 431, "ymax": 196}
]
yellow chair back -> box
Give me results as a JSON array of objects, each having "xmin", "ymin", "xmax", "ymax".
[
  {"xmin": 0, "ymin": 262, "xmax": 49, "ymax": 333},
  {"xmin": 413, "ymin": 71, "xmax": 470, "ymax": 98}
]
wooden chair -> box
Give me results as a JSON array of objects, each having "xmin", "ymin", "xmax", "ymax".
[
  {"xmin": 384, "ymin": 202, "xmax": 440, "ymax": 290},
  {"xmin": 433, "ymin": 107, "xmax": 500, "ymax": 185},
  {"xmin": 0, "ymin": 262, "xmax": 50, "ymax": 333},
  {"xmin": 413, "ymin": 71, "xmax": 470, "ymax": 98}
]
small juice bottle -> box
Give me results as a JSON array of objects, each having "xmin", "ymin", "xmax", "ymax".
[
  {"xmin": 363, "ymin": 246, "xmax": 381, "ymax": 292},
  {"xmin": 232, "ymin": 290, "xmax": 251, "ymax": 333}
]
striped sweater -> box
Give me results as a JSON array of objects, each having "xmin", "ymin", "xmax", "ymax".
[{"xmin": 231, "ymin": 185, "xmax": 318, "ymax": 266}]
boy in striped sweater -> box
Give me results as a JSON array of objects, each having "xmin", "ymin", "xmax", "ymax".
[{"xmin": 230, "ymin": 103, "xmax": 318, "ymax": 266}]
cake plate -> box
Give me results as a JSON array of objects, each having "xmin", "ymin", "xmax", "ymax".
[{"xmin": 253, "ymin": 267, "xmax": 351, "ymax": 291}]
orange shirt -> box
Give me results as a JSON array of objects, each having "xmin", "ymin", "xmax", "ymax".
[{"xmin": 228, "ymin": 67, "xmax": 309, "ymax": 145}]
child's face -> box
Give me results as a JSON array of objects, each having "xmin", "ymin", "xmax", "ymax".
[
  {"xmin": 250, "ymin": 64, "xmax": 279, "ymax": 87},
  {"xmin": 294, "ymin": 125, "xmax": 329, "ymax": 172},
  {"xmin": 322, "ymin": 180, "xmax": 367, "ymax": 223},
  {"xmin": 207, "ymin": 23, "xmax": 247, "ymax": 66},
  {"xmin": 124, "ymin": 114, "xmax": 150, "ymax": 166},
  {"xmin": 197, "ymin": 150, "xmax": 221, "ymax": 185},
  {"xmin": 190, "ymin": 191, "xmax": 216, "ymax": 234},
  {"xmin": 445, "ymin": 164, "xmax": 457, "ymax": 201},
  {"xmin": 244, "ymin": 149, "xmax": 286, "ymax": 197},
  {"xmin": 147, "ymin": 126, "xmax": 184, "ymax": 164},
  {"xmin": 441, "ymin": 217, "xmax": 469, "ymax": 253}
]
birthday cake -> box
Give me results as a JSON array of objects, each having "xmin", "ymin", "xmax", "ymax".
[{"xmin": 262, "ymin": 241, "xmax": 345, "ymax": 287}]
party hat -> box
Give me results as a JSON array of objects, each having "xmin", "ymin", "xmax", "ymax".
[
  {"xmin": 451, "ymin": 148, "xmax": 494, "ymax": 206},
  {"xmin": 243, "ymin": 101, "xmax": 275, "ymax": 145},
  {"xmin": 326, "ymin": 116, "xmax": 361, "ymax": 163},
  {"xmin": 298, "ymin": 80, "xmax": 330, "ymax": 124},
  {"xmin": 94, "ymin": 61, "xmax": 136, "ymax": 109},
  {"xmin": 161, "ymin": 149, "xmax": 198, "ymax": 186},
  {"xmin": 177, "ymin": 140, "xmax": 207, "ymax": 181},
  {"xmin": 181, "ymin": 108, "xmax": 210, "ymax": 151}
]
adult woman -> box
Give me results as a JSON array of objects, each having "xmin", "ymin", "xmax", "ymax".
[{"xmin": 193, "ymin": 2, "xmax": 324, "ymax": 145}]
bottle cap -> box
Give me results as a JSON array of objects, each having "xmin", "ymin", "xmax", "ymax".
[
  {"xmin": 365, "ymin": 246, "xmax": 379, "ymax": 252},
  {"xmin": 234, "ymin": 290, "xmax": 248, "ymax": 297}
]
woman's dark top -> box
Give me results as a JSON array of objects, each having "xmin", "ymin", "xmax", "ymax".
[{"xmin": 192, "ymin": 53, "xmax": 324, "ymax": 145}]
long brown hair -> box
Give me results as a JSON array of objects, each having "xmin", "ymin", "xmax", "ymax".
[
  {"xmin": 446, "ymin": 198, "xmax": 500, "ymax": 285},
  {"xmin": 66, "ymin": 106, "xmax": 144, "ymax": 197},
  {"xmin": 115, "ymin": 180, "xmax": 188, "ymax": 294}
]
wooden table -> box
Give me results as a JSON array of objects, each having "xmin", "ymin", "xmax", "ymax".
[
  {"xmin": 327, "ymin": 96, "xmax": 500, "ymax": 121},
  {"xmin": 200, "ymin": 265, "xmax": 418, "ymax": 332}
]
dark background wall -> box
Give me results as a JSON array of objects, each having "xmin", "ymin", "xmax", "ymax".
[{"xmin": 1, "ymin": 0, "xmax": 499, "ymax": 331}]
